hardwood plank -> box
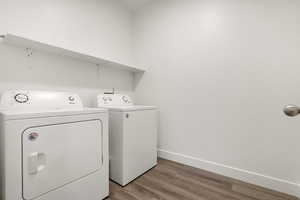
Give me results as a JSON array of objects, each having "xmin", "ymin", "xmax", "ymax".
[
  {"xmin": 154, "ymin": 161, "xmax": 256, "ymax": 200},
  {"xmin": 144, "ymin": 168, "xmax": 239, "ymax": 200},
  {"xmin": 232, "ymin": 184, "xmax": 289, "ymax": 200},
  {"xmin": 126, "ymin": 182, "xmax": 164, "ymax": 200},
  {"xmin": 158, "ymin": 158, "xmax": 298, "ymax": 200},
  {"xmin": 107, "ymin": 158, "xmax": 299, "ymax": 200}
]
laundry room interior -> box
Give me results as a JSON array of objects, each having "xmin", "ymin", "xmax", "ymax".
[{"xmin": 0, "ymin": 0, "xmax": 299, "ymax": 200}]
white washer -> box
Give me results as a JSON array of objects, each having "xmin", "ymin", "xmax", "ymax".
[
  {"xmin": 0, "ymin": 90, "xmax": 109, "ymax": 200},
  {"xmin": 97, "ymin": 94, "xmax": 157, "ymax": 186}
]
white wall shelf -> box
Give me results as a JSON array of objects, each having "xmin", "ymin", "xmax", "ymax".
[{"xmin": 0, "ymin": 34, "xmax": 146, "ymax": 73}]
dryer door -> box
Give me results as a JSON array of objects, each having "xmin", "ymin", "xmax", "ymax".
[{"xmin": 22, "ymin": 120, "xmax": 103, "ymax": 200}]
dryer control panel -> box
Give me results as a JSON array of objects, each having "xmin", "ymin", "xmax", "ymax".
[
  {"xmin": 0, "ymin": 90, "xmax": 83, "ymax": 111},
  {"xmin": 97, "ymin": 94, "xmax": 133, "ymax": 106}
]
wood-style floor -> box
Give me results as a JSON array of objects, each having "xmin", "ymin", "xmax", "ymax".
[{"xmin": 107, "ymin": 158, "xmax": 298, "ymax": 200}]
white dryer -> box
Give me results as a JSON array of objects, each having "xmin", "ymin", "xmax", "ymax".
[
  {"xmin": 0, "ymin": 90, "xmax": 109, "ymax": 200},
  {"xmin": 97, "ymin": 94, "xmax": 157, "ymax": 186}
]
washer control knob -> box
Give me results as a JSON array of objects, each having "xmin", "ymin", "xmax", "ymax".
[
  {"xmin": 15, "ymin": 93, "xmax": 29, "ymax": 103},
  {"xmin": 122, "ymin": 96, "xmax": 128, "ymax": 103}
]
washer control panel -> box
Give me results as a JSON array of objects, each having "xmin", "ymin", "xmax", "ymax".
[
  {"xmin": 102, "ymin": 96, "xmax": 112, "ymax": 104},
  {"xmin": 97, "ymin": 94, "xmax": 133, "ymax": 106}
]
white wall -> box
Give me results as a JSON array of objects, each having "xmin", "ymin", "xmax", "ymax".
[
  {"xmin": 0, "ymin": 44, "xmax": 134, "ymax": 106},
  {"xmin": 0, "ymin": 0, "xmax": 135, "ymax": 106},
  {"xmin": 0, "ymin": 0, "xmax": 134, "ymax": 65},
  {"xmin": 133, "ymin": 0, "xmax": 300, "ymax": 196}
]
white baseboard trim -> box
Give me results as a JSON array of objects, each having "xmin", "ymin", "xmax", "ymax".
[{"xmin": 158, "ymin": 149, "xmax": 300, "ymax": 197}]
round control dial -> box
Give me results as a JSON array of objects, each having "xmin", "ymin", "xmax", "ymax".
[
  {"xmin": 122, "ymin": 96, "xmax": 129, "ymax": 103},
  {"xmin": 102, "ymin": 97, "xmax": 108, "ymax": 102},
  {"xmin": 122, "ymin": 95, "xmax": 132, "ymax": 104},
  {"xmin": 102, "ymin": 96, "xmax": 112, "ymax": 104},
  {"xmin": 14, "ymin": 93, "xmax": 29, "ymax": 103},
  {"xmin": 68, "ymin": 96, "xmax": 75, "ymax": 101}
]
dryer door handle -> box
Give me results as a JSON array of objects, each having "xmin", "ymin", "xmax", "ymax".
[{"xmin": 28, "ymin": 152, "xmax": 46, "ymax": 175}]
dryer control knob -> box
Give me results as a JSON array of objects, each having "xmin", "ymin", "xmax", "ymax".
[
  {"xmin": 15, "ymin": 93, "xmax": 29, "ymax": 103},
  {"xmin": 68, "ymin": 96, "xmax": 75, "ymax": 101}
]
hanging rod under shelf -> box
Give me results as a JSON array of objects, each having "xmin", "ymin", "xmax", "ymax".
[{"xmin": 0, "ymin": 35, "xmax": 5, "ymax": 38}]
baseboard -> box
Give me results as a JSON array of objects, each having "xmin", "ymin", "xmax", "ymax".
[{"xmin": 158, "ymin": 149, "xmax": 300, "ymax": 197}]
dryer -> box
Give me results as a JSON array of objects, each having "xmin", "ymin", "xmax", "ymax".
[
  {"xmin": 97, "ymin": 94, "xmax": 158, "ymax": 186},
  {"xmin": 0, "ymin": 90, "xmax": 109, "ymax": 200}
]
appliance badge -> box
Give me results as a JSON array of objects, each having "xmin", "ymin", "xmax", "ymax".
[
  {"xmin": 28, "ymin": 132, "xmax": 39, "ymax": 141},
  {"xmin": 14, "ymin": 93, "xmax": 29, "ymax": 103}
]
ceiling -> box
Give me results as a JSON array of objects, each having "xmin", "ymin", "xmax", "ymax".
[{"xmin": 119, "ymin": 0, "xmax": 153, "ymax": 10}]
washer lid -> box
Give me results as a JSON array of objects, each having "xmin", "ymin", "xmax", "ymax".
[{"xmin": 99, "ymin": 105, "xmax": 156, "ymax": 112}]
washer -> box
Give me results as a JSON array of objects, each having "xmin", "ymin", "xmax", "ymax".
[
  {"xmin": 0, "ymin": 90, "xmax": 109, "ymax": 200},
  {"xmin": 97, "ymin": 94, "xmax": 157, "ymax": 186}
]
